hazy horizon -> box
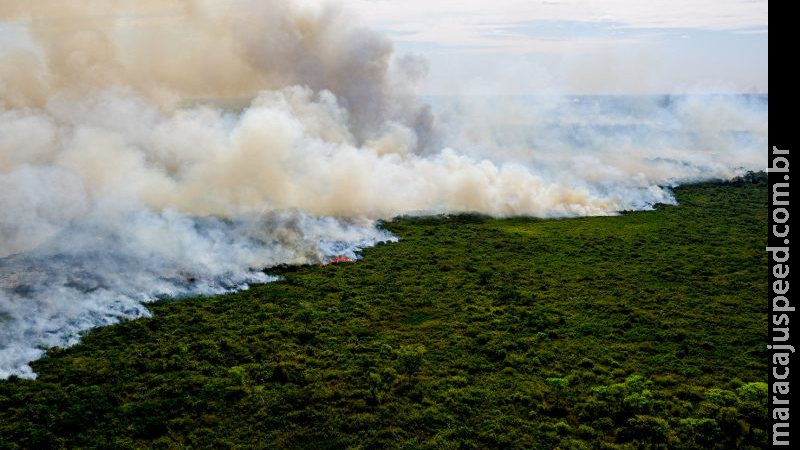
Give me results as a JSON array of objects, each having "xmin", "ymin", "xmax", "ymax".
[
  {"xmin": 0, "ymin": 0, "xmax": 768, "ymax": 378},
  {"xmin": 1, "ymin": 0, "xmax": 768, "ymax": 96}
]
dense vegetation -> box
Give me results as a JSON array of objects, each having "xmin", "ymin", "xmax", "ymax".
[{"xmin": 0, "ymin": 174, "xmax": 768, "ymax": 449}]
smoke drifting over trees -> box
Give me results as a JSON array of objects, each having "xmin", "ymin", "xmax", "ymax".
[{"xmin": 0, "ymin": 0, "xmax": 766, "ymax": 377}]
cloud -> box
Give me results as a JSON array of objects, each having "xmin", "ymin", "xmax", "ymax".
[
  {"xmin": 339, "ymin": 0, "xmax": 767, "ymax": 94},
  {"xmin": 343, "ymin": 0, "xmax": 767, "ymax": 53}
]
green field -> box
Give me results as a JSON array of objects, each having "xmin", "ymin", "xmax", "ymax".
[{"xmin": 0, "ymin": 174, "xmax": 768, "ymax": 449}]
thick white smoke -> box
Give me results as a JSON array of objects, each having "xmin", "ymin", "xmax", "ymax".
[
  {"xmin": 0, "ymin": 209, "xmax": 392, "ymax": 378},
  {"xmin": 0, "ymin": 0, "xmax": 766, "ymax": 378}
]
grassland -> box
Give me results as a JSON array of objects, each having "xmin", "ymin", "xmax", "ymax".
[{"xmin": 0, "ymin": 173, "xmax": 768, "ymax": 449}]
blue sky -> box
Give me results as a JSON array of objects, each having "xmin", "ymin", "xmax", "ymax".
[{"xmin": 342, "ymin": 0, "xmax": 768, "ymax": 94}]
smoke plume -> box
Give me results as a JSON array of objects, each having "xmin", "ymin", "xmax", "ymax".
[{"xmin": 0, "ymin": 0, "xmax": 766, "ymax": 378}]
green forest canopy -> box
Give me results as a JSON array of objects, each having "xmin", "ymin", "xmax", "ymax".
[{"xmin": 0, "ymin": 173, "xmax": 768, "ymax": 449}]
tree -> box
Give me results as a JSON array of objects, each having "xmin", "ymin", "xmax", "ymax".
[
  {"xmin": 546, "ymin": 377, "xmax": 569, "ymax": 411},
  {"xmin": 397, "ymin": 344, "xmax": 426, "ymax": 380},
  {"xmin": 625, "ymin": 415, "xmax": 669, "ymax": 446}
]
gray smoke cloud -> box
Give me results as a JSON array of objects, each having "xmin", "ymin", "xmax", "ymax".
[
  {"xmin": 0, "ymin": 0, "xmax": 766, "ymax": 378},
  {"xmin": 0, "ymin": 210, "xmax": 392, "ymax": 378}
]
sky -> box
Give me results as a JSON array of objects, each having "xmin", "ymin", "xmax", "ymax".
[
  {"xmin": 0, "ymin": 0, "xmax": 769, "ymax": 379},
  {"xmin": 340, "ymin": 0, "xmax": 768, "ymax": 94},
  {"xmin": 0, "ymin": 0, "xmax": 768, "ymax": 95}
]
